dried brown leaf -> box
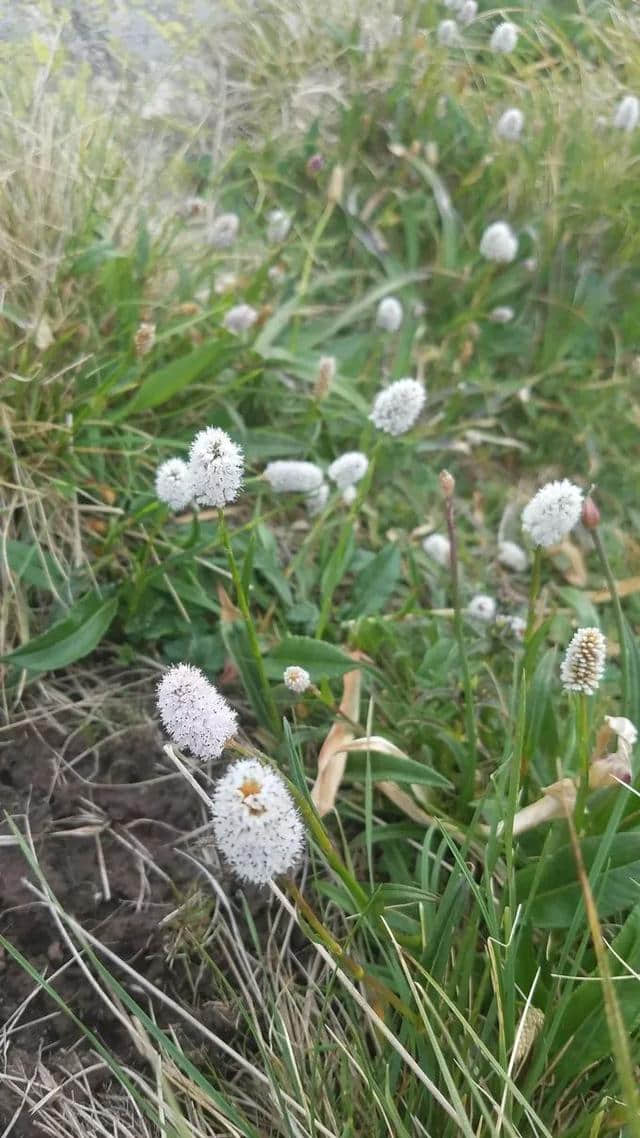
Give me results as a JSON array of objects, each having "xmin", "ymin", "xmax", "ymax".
[{"xmin": 311, "ymin": 660, "xmax": 362, "ymax": 816}]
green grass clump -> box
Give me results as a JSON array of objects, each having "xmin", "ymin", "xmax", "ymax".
[{"xmin": 2, "ymin": 2, "xmax": 640, "ymax": 1135}]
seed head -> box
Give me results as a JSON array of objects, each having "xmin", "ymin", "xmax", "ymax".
[
  {"xmin": 613, "ymin": 95, "xmax": 639, "ymax": 133},
  {"xmin": 267, "ymin": 209, "xmax": 291, "ymax": 243},
  {"xmin": 284, "ymin": 666, "xmax": 311, "ymax": 694},
  {"xmin": 560, "ymin": 627, "xmax": 606, "ymax": 695},
  {"xmin": 370, "ymin": 378, "xmax": 426, "ymax": 436},
  {"xmin": 422, "ymin": 533, "xmax": 451, "ymax": 567},
  {"xmin": 480, "ymin": 221, "xmax": 519, "ymax": 263},
  {"xmin": 188, "ymin": 427, "xmax": 244, "ymax": 508},
  {"xmin": 521, "ymin": 479, "xmax": 583, "ymax": 547},
  {"xmin": 209, "ymin": 212, "xmax": 239, "ymax": 248},
  {"xmin": 328, "ymin": 451, "xmax": 368, "ymax": 491},
  {"xmin": 467, "ymin": 594, "xmax": 497, "ymax": 622},
  {"xmin": 134, "ymin": 321, "xmax": 156, "ymax": 358},
  {"xmin": 263, "ymin": 460, "xmax": 324, "ymax": 494},
  {"xmin": 210, "ymin": 758, "xmax": 305, "ymax": 884},
  {"xmin": 498, "ymin": 540, "xmax": 528, "ymax": 572},
  {"xmin": 223, "ymin": 303, "xmax": 258, "ymax": 334},
  {"xmin": 376, "ymin": 296, "xmax": 404, "ymax": 332},
  {"xmin": 157, "ymin": 663, "xmax": 238, "ymax": 760},
  {"xmin": 496, "ymin": 108, "xmax": 524, "ymax": 141},
  {"xmin": 490, "ymin": 21, "xmax": 518, "ymax": 53},
  {"xmin": 155, "ymin": 458, "xmax": 193, "ymax": 512}
]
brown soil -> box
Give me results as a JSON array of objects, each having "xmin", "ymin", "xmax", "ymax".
[{"xmin": 0, "ymin": 719, "xmax": 247, "ymax": 1134}]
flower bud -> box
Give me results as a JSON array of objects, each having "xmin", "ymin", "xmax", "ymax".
[
  {"xmin": 439, "ymin": 470, "xmax": 455, "ymax": 499},
  {"xmin": 306, "ymin": 152, "xmax": 325, "ymax": 175},
  {"xmin": 581, "ymin": 495, "xmax": 600, "ymax": 530}
]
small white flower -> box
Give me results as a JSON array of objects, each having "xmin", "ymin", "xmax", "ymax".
[
  {"xmin": 489, "ymin": 305, "xmax": 515, "ymax": 324},
  {"xmin": 521, "ymin": 479, "xmax": 583, "ymax": 547},
  {"xmin": 157, "ymin": 663, "xmax": 238, "ymax": 759},
  {"xmin": 210, "ymin": 212, "xmax": 239, "ymax": 248},
  {"xmin": 267, "ymin": 209, "xmax": 292, "ymax": 243},
  {"xmin": 498, "ymin": 540, "xmax": 528, "ymax": 572},
  {"xmin": 370, "ymin": 377, "xmax": 426, "ymax": 436},
  {"xmin": 444, "ymin": 0, "xmax": 463, "ymax": 9},
  {"xmin": 268, "ymin": 264, "xmax": 286, "ymax": 284},
  {"xmin": 437, "ymin": 19, "xmax": 461, "ymax": 46},
  {"xmin": 613, "ymin": 95, "xmax": 639, "ymax": 133},
  {"xmin": 328, "ymin": 451, "xmax": 369, "ymax": 491},
  {"xmin": 155, "ymin": 459, "xmax": 193, "ymax": 512},
  {"xmin": 306, "ymin": 482, "xmax": 330, "ymax": 516},
  {"xmin": 507, "ymin": 615, "xmax": 526, "ymax": 640},
  {"xmin": 560, "ymin": 627, "xmax": 606, "ymax": 695},
  {"xmin": 223, "ymin": 304, "xmax": 258, "ymax": 334},
  {"xmin": 422, "ymin": 533, "xmax": 451, "ymax": 567},
  {"xmin": 496, "ymin": 107, "xmax": 524, "ymax": 141},
  {"xmin": 376, "ymin": 296, "xmax": 404, "ymax": 332},
  {"xmin": 210, "ymin": 758, "xmax": 305, "ymax": 884},
  {"xmin": 342, "ymin": 484, "xmax": 357, "ymax": 506},
  {"xmin": 467, "ymin": 594, "xmax": 497, "ymax": 622},
  {"xmin": 480, "ymin": 221, "xmax": 519, "ymax": 263},
  {"xmin": 457, "ymin": 0, "xmax": 477, "ymax": 25},
  {"xmin": 188, "ymin": 427, "xmax": 244, "ymax": 508},
  {"xmin": 490, "ymin": 21, "xmax": 518, "ymax": 53},
  {"xmin": 263, "ymin": 460, "xmax": 324, "ymax": 494},
  {"xmin": 214, "ymin": 272, "xmax": 238, "ymax": 294},
  {"xmin": 284, "ymin": 665, "xmax": 311, "ymax": 694}
]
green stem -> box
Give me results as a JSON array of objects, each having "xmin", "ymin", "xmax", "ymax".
[
  {"xmin": 217, "ymin": 510, "xmax": 281, "ymax": 737},
  {"xmin": 443, "ymin": 491, "xmax": 477, "ymax": 802},
  {"xmin": 525, "ymin": 545, "xmax": 542, "ymax": 644},
  {"xmin": 574, "ymin": 693, "xmax": 590, "ymax": 832},
  {"xmin": 591, "ymin": 527, "xmax": 629, "ymax": 714}
]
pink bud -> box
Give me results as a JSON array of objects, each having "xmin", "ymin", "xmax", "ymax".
[
  {"xmin": 439, "ymin": 470, "xmax": 455, "ymax": 499},
  {"xmin": 581, "ymin": 496, "xmax": 600, "ymax": 529},
  {"xmin": 306, "ymin": 153, "xmax": 325, "ymax": 175}
]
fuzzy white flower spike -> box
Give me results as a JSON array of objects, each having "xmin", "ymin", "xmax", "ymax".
[
  {"xmin": 157, "ymin": 663, "xmax": 238, "ymax": 759},
  {"xmin": 188, "ymin": 427, "xmax": 244, "ymax": 508}
]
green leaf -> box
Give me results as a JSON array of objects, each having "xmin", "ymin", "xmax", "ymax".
[
  {"xmin": 516, "ymin": 834, "xmax": 640, "ymax": 928},
  {"xmin": 348, "ymin": 545, "xmax": 402, "ymax": 618},
  {"xmin": 348, "ymin": 751, "xmax": 452, "ymax": 789},
  {"xmin": 221, "ymin": 620, "xmax": 274, "ymax": 731},
  {"xmin": 5, "ymin": 539, "xmax": 67, "ymax": 593},
  {"xmin": 116, "ymin": 341, "xmax": 227, "ymax": 417},
  {"xmin": 621, "ymin": 614, "xmax": 640, "ymax": 725},
  {"xmin": 265, "ymin": 635, "xmax": 356, "ymax": 680},
  {"xmin": 4, "ymin": 591, "xmax": 118, "ymax": 672}
]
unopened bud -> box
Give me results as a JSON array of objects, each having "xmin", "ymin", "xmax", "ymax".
[
  {"xmin": 581, "ymin": 495, "xmax": 600, "ymax": 530},
  {"xmin": 313, "ymin": 355, "xmax": 336, "ymax": 400},
  {"xmin": 306, "ymin": 152, "xmax": 325, "ymax": 175},
  {"xmin": 134, "ymin": 321, "xmax": 156, "ymax": 358},
  {"xmin": 439, "ymin": 469, "xmax": 455, "ymax": 499},
  {"xmin": 327, "ymin": 165, "xmax": 344, "ymax": 204}
]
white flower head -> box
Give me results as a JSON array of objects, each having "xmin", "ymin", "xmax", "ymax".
[
  {"xmin": 306, "ymin": 482, "xmax": 330, "ymax": 516},
  {"xmin": 467, "ymin": 594, "xmax": 497, "ymax": 622},
  {"xmin": 496, "ymin": 107, "xmax": 524, "ymax": 141},
  {"xmin": 214, "ymin": 271, "xmax": 238, "ymax": 294},
  {"xmin": 342, "ymin": 484, "xmax": 357, "ymax": 506},
  {"xmin": 210, "ymin": 212, "xmax": 239, "ymax": 248},
  {"xmin": 376, "ymin": 296, "xmax": 404, "ymax": 332},
  {"xmin": 157, "ymin": 663, "xmax": 237, "ymax": 759},
  {"xmin": 490, "ymin": 305, "xmax": 515, "ymax": 324},
  {"xmin": 263, "ymin": 460, "xmax": 324, "ymax": 494},
  {"xmin": 284, "ymin": 665, "xmax": 311, "ymax": 694},
  {"xmin": 613, "ymin": 95, "xmax": 639, "ymax": 133},
  {"xmin": 560, "ymin": 627, "xmax": 606, "ymax": 695},
  {"xmin": 437, "ymin": 19, "xmax": 461, "ymax": 47},
  {"xmin": 498, "ymin": 540, "xmax": 528, "ymax": 572},
  {"xmin": 188, "ymin": 427, "xmax": 244, "ymax": 508},
  {"xmin": 267, "ymin": 209, "xmax": 292, "ymax": 243},
  {"xmin": 521, "ymin": 479, "xmax": 583, "ymax": 547},
  {"xmin": 223, "ymin": 303, "xmax": 258, "ymax": 335},
  {"xmin": 507, "ymin": 615, "xmax": 526, "ymax": 640},
  {"xmin": 490, "ymin": 21, "xmax": 518, "ymax": 53},
  {"xmin": 155, "ymin": 458, "xmax": 193, "ymax": 512},
  {"xmin": 444, "ymin": 0, "xmax": 463, "ymax": 9},
  {"xmin": 210, "ymin": 758, "xmax": 305, "ymax": 884},
  {"xmin": 328, "ymin": 451, "xmax": 369, "ymax": 491},
  {"xmin": 422, "ymin": 533, "xmax": 451, "ymax": 567},
  {"xmin": 134, "ymin": 321, "xmax": 156, "ymax": 358},
  {"xmin": 457, "ymin": 0, "xmax": 478, "ymax": 25},
  {"xmin": 480, "ymin": 221, "xmax": 519, "ymax": 263},
  {"xmin": 370, "ymin": 377, "xmax": 426, "ymax": 436}
]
